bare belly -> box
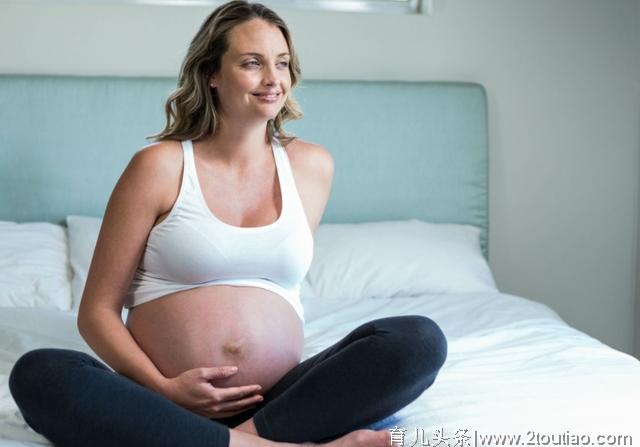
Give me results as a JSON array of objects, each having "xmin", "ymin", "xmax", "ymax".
[{"xmin": 125, "ymin": 285, "xmax": 305, "ymax": 392}]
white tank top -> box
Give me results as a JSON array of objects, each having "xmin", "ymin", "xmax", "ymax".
[{"xmin": 124, "ymin": 137, "xmax": 314, "ymax": 324}]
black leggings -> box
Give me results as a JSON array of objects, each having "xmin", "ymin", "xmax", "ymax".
[{"xmin": 9, "ymin": 315, "xmax": 447, "ymax": 446}]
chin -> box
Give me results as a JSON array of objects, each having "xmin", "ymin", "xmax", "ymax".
[{"xmin": 260, "ymin": 110, "xmax": 283, "ymax": 121}]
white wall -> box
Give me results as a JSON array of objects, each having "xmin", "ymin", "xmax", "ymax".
[{"xmin": 1, "ymin": 0, "xmax": 639, "ymax": 356}]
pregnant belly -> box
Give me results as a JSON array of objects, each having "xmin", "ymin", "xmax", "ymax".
[{"xmin": 125, "ymin": 285, "xmax": 305, "ymax": 392}]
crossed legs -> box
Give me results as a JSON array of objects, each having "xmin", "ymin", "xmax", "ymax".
[{"xmin": 9, "ymin": 315, "xmax": 447, "ymax": 446}]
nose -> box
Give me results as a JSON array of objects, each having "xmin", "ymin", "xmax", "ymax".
[{"xmin": 262, "ymin": 63, "xmax": 279, "ymax": 86}]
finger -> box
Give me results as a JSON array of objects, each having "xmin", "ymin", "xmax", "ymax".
[
  {"xmin": 194, "ymin": 385, "xmax": 262, "ymax": 410},
  {"xmin": 214, "ymin": 384, "xmax": 263, "ymax": 401},
  {"xmin": 201, "ymin": 366, "xmax": 238, "ymax": 380},
  {"xmin": 209, "ymin": 394, "xmax": 264, "ymax": 414}
]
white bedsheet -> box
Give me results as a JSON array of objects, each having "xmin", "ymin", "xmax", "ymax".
[{"xmin": 1, "ymin": 292, "xmax": 639, "ymax": 446}]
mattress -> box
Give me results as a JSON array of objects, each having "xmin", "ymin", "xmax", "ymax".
[{"xmin": 2, "ymin": 291, "xmax": 639, "ymax": 446}]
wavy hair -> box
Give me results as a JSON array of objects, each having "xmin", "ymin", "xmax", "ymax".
[{"xmin": 149, "ymin": 1, "xmax": 303, "ymax": 144}]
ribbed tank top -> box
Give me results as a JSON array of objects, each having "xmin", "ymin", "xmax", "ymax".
[{"xmin": 124, "ymin": 137, "xmax": 314, "ymax": 324}]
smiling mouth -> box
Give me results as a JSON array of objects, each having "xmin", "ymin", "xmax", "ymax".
[{"xmin": 252, "ymin": 93, "xmax": 280, "ymax": 101}]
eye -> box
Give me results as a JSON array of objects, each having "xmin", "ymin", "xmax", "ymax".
[
  {"xmin": 278, "ymin": 61, "xmax": 290, "ymax": 68},
  {"xmin": 243, "ymin": 60, "xmax": 260, "ymax": 67}
]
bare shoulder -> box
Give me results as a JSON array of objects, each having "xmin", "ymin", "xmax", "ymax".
[
  {"xmin": 126, "ymin": 140, "xmax": 183, "ymax": 210},
  {"xmin": 131, "ymin": 140, "xmax": 182, "ymax": 176},
  {"xmin": 283, "ymin": 138, "xmax": 334, "ymax": 178}
]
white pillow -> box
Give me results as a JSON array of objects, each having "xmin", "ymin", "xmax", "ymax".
[
  {"xmin": 307, "ymin": 218, "xmax": 497, "ymax": 300},
  {"xmin": 0, "ymin": 221, "xmax": 73, "ymax": 310},
  {"xmin": 66, "ymin": 215, "xmax": 102, "ymax": 312},
  {"xmin": 66, "ymin": 215, "xmax": 316, "ymax": 313}
]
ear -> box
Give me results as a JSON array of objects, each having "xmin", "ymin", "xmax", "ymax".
[{"xmin": 208, "ymin": 74, "xmax": 216, "ymax": 89}]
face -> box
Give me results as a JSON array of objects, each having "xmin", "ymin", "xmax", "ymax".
[{"xmin": 210, "ymin": 18, "xmax": 292, "ymax": 124}]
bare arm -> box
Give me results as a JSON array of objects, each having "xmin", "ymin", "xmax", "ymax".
[
  {"xmin": 286, "ymin": 139, "xmax": 335, "ymax": 234},
  {"xmin": 77, "ymin": 142, "xmax": 275, "ymax": 418},
  {"xmin": 77, "ymin": 143, "xmax": 180, "ymax": 394}
]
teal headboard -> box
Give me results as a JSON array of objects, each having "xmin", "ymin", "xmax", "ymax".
[{"xmin": 0, "ymin": 75, "xmax": 489, "ymax": 258}]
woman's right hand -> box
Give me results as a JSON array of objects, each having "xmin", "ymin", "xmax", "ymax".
[{"xmin": 159, "ymin": 366, "xmax": 264, "ymax": 419}]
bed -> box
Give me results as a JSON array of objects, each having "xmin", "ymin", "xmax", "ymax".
[{"xmin": 1, "ymin": 75, "xmax": 639, "ymax": 446}]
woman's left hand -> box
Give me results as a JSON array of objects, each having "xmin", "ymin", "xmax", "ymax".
[{"xmin": 160, "ymin": 365, "xmax": 264, "ymax": 418}]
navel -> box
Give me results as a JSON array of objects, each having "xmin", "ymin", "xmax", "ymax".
[{"xmin": 222, "ymin": 340, "xmax": 245, "ymax": 357}]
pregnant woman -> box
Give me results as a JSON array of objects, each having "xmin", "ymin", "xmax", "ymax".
[{"xmin": 9, "ymin": 2, "xmax": 448, "ymax": 446}]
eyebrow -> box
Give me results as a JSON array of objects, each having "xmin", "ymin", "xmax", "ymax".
[{"xmin": 238, "ymin": 52, "xmax": 290, "ymax": 58}]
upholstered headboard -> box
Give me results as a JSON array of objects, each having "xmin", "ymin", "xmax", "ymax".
[{"xmin": 0, "ymin": 75, "xmax": 489, "ymax": 257}]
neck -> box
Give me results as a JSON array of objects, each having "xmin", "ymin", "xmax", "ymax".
[{"xmin": 198, "ymin": 118, "xmax": 273, "ymax": 169}]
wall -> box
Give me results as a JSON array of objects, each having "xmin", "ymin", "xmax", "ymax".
[{"xmin": 1, "ymin": 0, "xmax": 639, "ymax": 356}]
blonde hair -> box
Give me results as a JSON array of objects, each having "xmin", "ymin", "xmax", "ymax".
[{"xmin": 149, "ymin": 1, "xmax": 303, "ymax": 144}]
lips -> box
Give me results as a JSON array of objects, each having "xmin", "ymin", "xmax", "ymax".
[{"xmin": 253, "ymin": 92, "xmax": 280, "ymax": 101}]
